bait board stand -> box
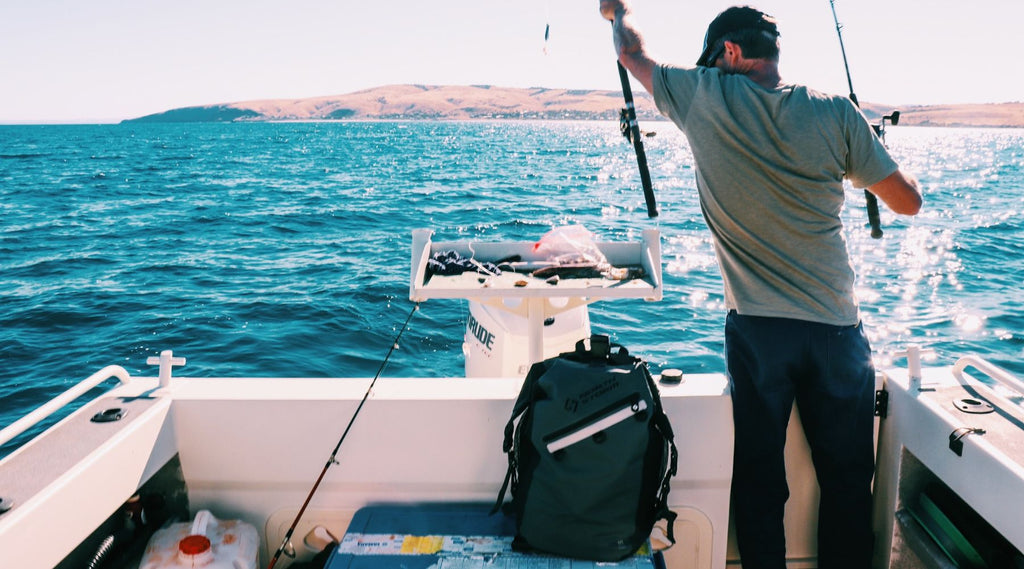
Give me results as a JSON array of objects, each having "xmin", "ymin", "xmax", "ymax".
[{"xmin": 410, "ymin": 228, "xmax": 663, "ymax": 367}]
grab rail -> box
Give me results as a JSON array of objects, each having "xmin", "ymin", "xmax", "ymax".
[
  {"xmin": 952, "ymin": 356, "xmax": 1024, "ymax": 414},
  {"xmin": 0, "ymin": 366, "xmax": 132, "ymax": 448}
]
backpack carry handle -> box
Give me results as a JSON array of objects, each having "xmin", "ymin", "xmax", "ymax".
[{"xmin": 574, "ymin": 334, "xmax": 630, "ymax": 362}]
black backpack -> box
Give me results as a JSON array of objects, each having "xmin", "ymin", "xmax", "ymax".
[{"xmin": 493, "ymin": 334, "xmax": 678, "ymax": 561}]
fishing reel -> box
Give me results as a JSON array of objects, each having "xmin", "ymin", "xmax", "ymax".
[
  {"xmin": 872, "ymin": 110, "xmax": 900, "ymax": 145},
  {"xmin": 619, "ymin": 108, "xmax": 656, "ymax": 144}
]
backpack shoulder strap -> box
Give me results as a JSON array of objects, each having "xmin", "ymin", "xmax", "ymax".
[
  {"xmin": 640, "ymin": 363, "xmax": 680, "ymax": 544},
  {"xmin": 491, "ymin": 360, "xmax": 547, "ymax": 514}
]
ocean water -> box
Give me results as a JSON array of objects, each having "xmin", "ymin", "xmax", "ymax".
[{"xmin": 2, "ymin": 121, "xmax": 1023, "ymax": 454}]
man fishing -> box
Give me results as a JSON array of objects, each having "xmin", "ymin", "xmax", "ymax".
[{"xmin": 598, "ymin": 2, "xmax": 922, "ymax": 568}]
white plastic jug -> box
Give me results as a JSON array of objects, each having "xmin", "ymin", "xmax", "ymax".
[{"xmin": 139, "ymin": 510, "xmax": 258, "ymax": 569}]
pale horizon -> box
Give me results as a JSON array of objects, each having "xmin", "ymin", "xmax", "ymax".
[{"xmin": 1, "ymin": 0, "xmax": 1020, "ymax": 123}]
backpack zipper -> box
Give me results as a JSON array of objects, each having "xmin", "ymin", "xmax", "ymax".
[{"xmin": 543, "ymin": 396, "xmax": 648, "ymax": 454}]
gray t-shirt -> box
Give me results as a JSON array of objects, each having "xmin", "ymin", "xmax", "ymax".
[{"xmin": 652, "ymin": 63, "xmax": 898, "ymax": 325}]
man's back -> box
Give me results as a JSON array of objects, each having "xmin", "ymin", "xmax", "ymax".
[{"xmin": 652, "ymin": 64, "xmax": 898, "ymax": 325}]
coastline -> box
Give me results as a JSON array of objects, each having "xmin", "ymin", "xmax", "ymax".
[{"xmin": 112, "ymin": 85, "xmax": 1024, "ymax": 128}]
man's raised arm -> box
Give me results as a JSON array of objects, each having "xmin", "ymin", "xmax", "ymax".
[{"xmin": 600, "ymin": 0, "xmax": 657, "ymax": 94}]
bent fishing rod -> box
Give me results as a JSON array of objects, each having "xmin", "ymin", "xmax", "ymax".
[
  {"xmin": 828, "ymin": 0, "xmax": 894, "ymax": 239},
  {"xmin": 266, "ymin": 303, "xmax": 419, "ymax": 569}
]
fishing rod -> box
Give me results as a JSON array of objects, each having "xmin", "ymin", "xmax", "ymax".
[
  {"xmin": 828, "ymin": 0, "xmax": 888, "ymax": 239},
  {"xmin": 266, "ymin": 302, "xmax": 420, "ymax": 569},
  {"xmin": 617, "ymin": 60, "xmax": 659, "ymax": 218},
  {"xmin": 546, "ymin": 14, "xmax": 657, "ymax": 218}
]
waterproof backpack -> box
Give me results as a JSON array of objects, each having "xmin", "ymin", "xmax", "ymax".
[{"xmin": 493, "ymin": 334, "xmax": 678, "ymax": 561}]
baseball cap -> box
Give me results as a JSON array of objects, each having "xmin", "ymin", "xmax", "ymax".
[{"xmin": 697, "ymin": 6, "xmax": 780, "ymax": 67}]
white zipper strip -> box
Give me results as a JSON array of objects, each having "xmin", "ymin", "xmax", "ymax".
[{"xmin": 545, "ymin": 400, "xmax": 647, "ymax": 454}]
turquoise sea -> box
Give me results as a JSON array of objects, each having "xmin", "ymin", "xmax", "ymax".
[{"xmin": 2, "ymin": 121, "xmax": 1023, "ymax": 454}]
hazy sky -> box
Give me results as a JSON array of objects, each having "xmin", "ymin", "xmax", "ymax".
[{"xmin": 1, "ymin": 0, "xmax": 1020, "ymax": 123}]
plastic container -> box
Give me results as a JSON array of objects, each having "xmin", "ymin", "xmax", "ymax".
[{"xmin": 139, "ymin": 510, "xmax": 259, "ymax": 569}]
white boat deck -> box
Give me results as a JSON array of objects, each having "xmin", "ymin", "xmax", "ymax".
[
  {"xmin": 2, "ymin": 357, "xmax": 1023, "ymax": 568},
  {"xmin": 0, "ymin": 372, "xmax": 735, "ymax": 569}
]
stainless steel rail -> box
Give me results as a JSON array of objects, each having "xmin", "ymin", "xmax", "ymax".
[
  {"xmin": 0, "ymin": 366, "xmax": 132, "ymax": 448},
  {"xmin": 952, "ymin": 356, "xmax": 1024, "ymax": 417}
]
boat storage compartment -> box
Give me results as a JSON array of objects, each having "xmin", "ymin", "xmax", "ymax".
[
  {"xmin": 139, "ymin": 509, "xmax": 259, "ymax": 569},
  {"xmin": 876, "ymin": 360, "xmax": 1024, "ymax": 569},
  {"xmin": 326, "ymin": 503, "xmax": 662, "ymax": 569}
]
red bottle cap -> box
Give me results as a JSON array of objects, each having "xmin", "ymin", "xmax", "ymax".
[{"xmin": 179, "ymin": 534, "xmax": 212, "ymax": 556}]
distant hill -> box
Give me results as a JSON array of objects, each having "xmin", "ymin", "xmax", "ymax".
[
  {"xmin": 123, "ymin": 84, "xmax": 1024, "ymax": 128},
  {"xmin": 124, "ymin": 85, "xmax": 654, "ymax": 123},
  {"xmin": 894, "ymin": 103, "xmax": 1024, "ymax": 128}
]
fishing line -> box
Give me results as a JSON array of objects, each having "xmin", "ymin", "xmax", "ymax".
[
  {"xmin": 266, "ymin": 302, "xmax": 420, "ymax": 569},
  {"xmin": 828, "ymin": 0, "xmax": 883, "ymax": 239}
]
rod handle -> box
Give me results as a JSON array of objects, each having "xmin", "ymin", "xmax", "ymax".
[{"xmin": 865, "ymin": 190, "xmax": 883, "ymax": 239}]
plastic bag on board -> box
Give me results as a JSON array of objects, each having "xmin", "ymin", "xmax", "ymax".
[
  {"xmin": 532, "ymin": 225, "xmax": 607, "ymax": 266},
  {"xmin": 531, "ymin": 225, "xmax": 628, "ymax": 279}
]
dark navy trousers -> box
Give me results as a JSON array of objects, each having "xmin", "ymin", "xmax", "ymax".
[{"xmin": 725, "ymin": 312, "xmax": 877, "ymax": 569}]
